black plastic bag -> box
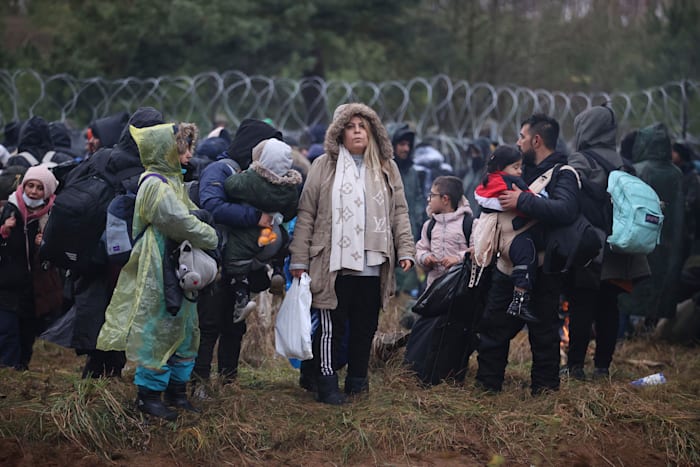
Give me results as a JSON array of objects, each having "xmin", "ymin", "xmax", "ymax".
[{"xmin": 412, "ymin": 256, "xmax": 471, "ymax": 318}]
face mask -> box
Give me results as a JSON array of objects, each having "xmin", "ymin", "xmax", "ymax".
[{"xmin": 22, "ymin": 193, "xmax": 46, "ymax": 209}]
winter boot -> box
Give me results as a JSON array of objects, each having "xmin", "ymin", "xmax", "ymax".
[
  {"xmin": 506, "ymin": 289, "xmax": 539, "ymax": 323},
  {"xmin": 344, "ymin": 376, "xmax": 369, "ymax": 396},
  {"xmin": 164, "ymin": 381, "xmax": 201, "ymax": 413},
  {"xmin": 561, "ymin": 365, "xmax": 586, "ymax": 381},
  {"xmin": 316, "ymin": 374, "xmax": 346, "ymax": 405},
  {"xmin": 136, "ymin": 387, "xmax": 178, "ymax": 421},
  {"xmin": 299, "ymin": 362, "xmax": 318, "ymax": 392}
]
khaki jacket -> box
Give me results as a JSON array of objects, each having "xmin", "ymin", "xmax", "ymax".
[{"xmin": 289, "ymin": 103, "xmax": 416, "ymax": 310}]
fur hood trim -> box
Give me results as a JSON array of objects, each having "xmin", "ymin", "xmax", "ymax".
[
  {"xmin": 176, "ymin": 123, "xmax": 199, "ymax": 155},
  {"xmin": 249, "ymin": 160, "xmax": 303, "ymax": 186},
  {"xmin": 323, "ymin": 103, "xmax": 394, "ymax": 163}
]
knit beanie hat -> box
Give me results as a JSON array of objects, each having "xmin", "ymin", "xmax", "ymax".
[
  {"xmin": 23, "ymin": 165, "xmax": 59, "ymax": 198},
  {"xmin": 253, "ymin": 139, "xmax": 292, "ymax": 176}
]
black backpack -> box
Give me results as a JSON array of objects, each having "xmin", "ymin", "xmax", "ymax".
[
  {"xmin": 40, "ymin": 150, "xmax": 142, "ymax": 273},
  {"xmin": 577, "ymin": 149, "xmax": 617, "ymax": 235}
]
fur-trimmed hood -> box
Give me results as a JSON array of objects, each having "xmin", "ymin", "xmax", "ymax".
[
  {"xmin": 323, "ymin": 103, "xmax": 394, "ymax": 163},
  {"xmin": 248, "ymin": 160, "xmax": 303, "ymax": 186}
]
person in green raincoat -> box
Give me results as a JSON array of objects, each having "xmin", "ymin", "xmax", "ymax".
[{"xmin": 97, "ymin": 123, "xmax": 218, "ymax": 421}]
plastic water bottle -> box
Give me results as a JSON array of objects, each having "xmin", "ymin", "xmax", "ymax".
[{"xmin": 630, "ymin": 372, "xmax": 667, "ymax": 387}]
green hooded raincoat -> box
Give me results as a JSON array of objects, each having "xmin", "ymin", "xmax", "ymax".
[{"xmin": 97, "ymin": 124, "xmax": 218, "ymax": 369}]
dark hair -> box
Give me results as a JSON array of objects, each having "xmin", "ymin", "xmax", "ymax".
[
  {"xmin": 482, "ymin": 145, "xmax": 521, "ymax": 187},
  {"xmin": 521, "ymin": 113, "xmax": 559, "ymax": 150},
  {"xmin": 672, "ymin": 142, "xmax": 695, "ymax": 163},
  {"xmin": 432, "ymin": 175, "xmax": 463, "ymax": 210}
]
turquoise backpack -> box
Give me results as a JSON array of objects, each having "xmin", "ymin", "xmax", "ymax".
[{"xmin": 606, "ymin": 170, "xmax": 663, "ymax": 254}]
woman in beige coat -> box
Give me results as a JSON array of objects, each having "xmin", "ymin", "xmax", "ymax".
[{"xmin": 290, "ymin": 103, "xmax": 416, "ymax": 405}]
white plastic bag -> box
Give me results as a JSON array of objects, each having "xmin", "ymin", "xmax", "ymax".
[{"xmin": 274, "ymin": 272, "xmax": 313, "ymax": 360}]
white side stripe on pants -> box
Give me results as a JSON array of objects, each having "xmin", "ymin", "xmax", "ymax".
[{"xmin": 319, "ymin": 308, "xmax": 334, "ymax": 376}]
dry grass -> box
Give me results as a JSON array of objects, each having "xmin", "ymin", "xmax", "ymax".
[{"xmin": 0, "ymin": 295, "xmax": 698, "ymax": 466}]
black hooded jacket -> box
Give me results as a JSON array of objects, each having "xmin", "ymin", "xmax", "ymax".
[
  {"xmin": 227, "ymin": 119, "xmax": 283, "ymax": 170},
  {"xmin": 89, "ymin": 111, "xmax": 130, "ymax": 149},
  {"xmin": 11, "ymin": 116, "xmax": 53, "ymax": 165}
]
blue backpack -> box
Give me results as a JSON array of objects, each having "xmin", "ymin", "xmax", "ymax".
[
  {"xmin": 104, "ymin": 173, "xmax": 167, "ymax": 265},
  {"xmin": 606, "ymin": 170, "xmax": 663, "ymax": 254}
]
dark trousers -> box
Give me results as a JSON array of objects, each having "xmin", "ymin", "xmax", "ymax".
[
  {"xmin": 567, "ymin": 281, "xmax": 622, "ymax": 370},
  {"xmin": 82, "ymin": 350, "xmax": 127, "ymax": 378},
  {"xmin": 476, "ymin": 268, "xmax": 562, "ymax": 393},
  {"xmin": 311, "ymin": 275, "xmax": 381, "ymax": 379},
  {"xmin": 509, "ymin": 228, "xmax": 542, "ymax": 290},
  {"xmin": 0, "ymin": 309, "xmax": 21, "ymax": 368},
  {"xmin": 17, "ymin": 310, "xmax": 37, "ymax": 370},
  {"xmin": 193, "ymin": 279, "xmax": 246, "ymax": 381}
]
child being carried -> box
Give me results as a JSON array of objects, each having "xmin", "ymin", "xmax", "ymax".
[
  {"xmin": 473, "ymin": 145, "xmax": 541, "ymax": 323},
  {"xmin": 223, "ymin": 139, "xmax": 302, "ymax": 322}
]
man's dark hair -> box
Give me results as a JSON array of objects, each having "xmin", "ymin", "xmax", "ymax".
[
  {"xmin": 522, "ymin": 113, "xmax": 559, "ymax": 150},
  {"xmin": 672, "ymin": 142, "xmax": 695, "ymax": 163},
  {"xmin": 432, "ymin": 175, "xmax": 463, "ymax": 210}
]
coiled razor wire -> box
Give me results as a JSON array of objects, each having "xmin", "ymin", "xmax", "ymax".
[{"xmin": 0, "ymin": 70, "xmax": 697, "ymax": 172}]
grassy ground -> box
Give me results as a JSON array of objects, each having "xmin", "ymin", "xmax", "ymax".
[{"xmin": 0, "ymin": 292, "xmax": 698, "ymax": 466}]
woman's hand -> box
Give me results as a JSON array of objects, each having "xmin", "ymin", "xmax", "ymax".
[
  {"xmin": 34, "ymin": 231, "xmax": 43, "ymax": 246},
  {"xmin": 399, "ymin": 259, "xmax": 413, "ymax": 272},
  {"xmin": 258, "ymin": 212, "xmax": 273, "ymax": 228},
  {"xmin": 290, "ymin": 268, "xmax": 306, "ymax": 278}
]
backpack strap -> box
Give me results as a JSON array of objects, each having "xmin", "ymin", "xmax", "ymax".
[
  {"xmin": 426, "ymin": 217, "xmax": 437, "ymax": 242},
  {"xmin": 41, "ymin": 150, "xmax": 56, "ymax": 165},
  {"xmin": 15, "ymin": 151, "xmax": 39, "ymax": 167},
  {"xmin": 138, "ymin": 172, "xmax": 168, "ymax": 189},
  {"xmin": 132, "ymin": 173, "xmax": 169, "ymax": 243},
  {"xmin": 426, "ymin": 213, "xmax": 473, "ymax": 243}
]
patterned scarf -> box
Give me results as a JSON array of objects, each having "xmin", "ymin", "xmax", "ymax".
[{"xmin": 330, "ymin": 145, "xmax": 390, "ymax": 272}]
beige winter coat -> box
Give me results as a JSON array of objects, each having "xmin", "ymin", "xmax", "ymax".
[{"xmin": 289, "ymin": 103, "xmax": 416, "ymax": 310}]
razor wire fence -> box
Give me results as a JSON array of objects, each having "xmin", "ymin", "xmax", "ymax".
[{"xmin": 1, "ymin": 69, "xmax": 697, "ymax": 172}]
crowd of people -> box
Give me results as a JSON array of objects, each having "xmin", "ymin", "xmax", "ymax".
[{"xmin": 0, "ymin": 102, "xmax": 698, "ymax": 420}]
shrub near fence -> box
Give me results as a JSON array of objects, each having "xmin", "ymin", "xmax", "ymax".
[{"xmin": 1, "ymin": 70, "xmax": 697, "ymax": 170}]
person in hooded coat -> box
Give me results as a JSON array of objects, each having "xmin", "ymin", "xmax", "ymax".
[
  {"xmin": 671, "ymin": 142, "xmax": 700, "ymax": 258},
  {"xmin": 2, "ymin": 121, "xmax": 22, "ymax": 154},
  {"xmin": 564, "ymin": 105, "xmax": 650, "ymax": 380},
  {"xmin": 6, "ymin": 116, "xmax": 54, "ymax": 168},
  {"xmin": 289, "ymin": 103, "xmax": 416, "ymax": 405},
  {"xmin": 97, "ymin": 123, "xmax": 217, "ymax": 421},
  {"xmin": 86, "ymin": 111, "xmax": 130, "ymax": 156},
  {"xmin": 191, "ymin": 120, "xmax": 285, "ymax": 393},
  {"xmin": 387, "ymin": 123, "xmax": 424, "ymax": 297},
  {"xmin": 222, "ymin": 138, "xmax": 302, "ymax": 321},
  {"xmin": 68, "ymin": 107, "xmax": 165, "ymax": 379},
  {"xmin": 462, "ymin": 137, "xmax": 492, "ymax": 217},
  {"xmin": 618, "ymin": 123, "xmax": 684, "ymax": 325},
  {"xmin": 0, "ymin": 166, "xmax": 59, "ymax": 369}
]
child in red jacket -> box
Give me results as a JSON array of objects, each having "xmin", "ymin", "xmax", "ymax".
[{"xmin": 474, "ymin": 145, "xmax": 540, "ymax": 322}]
